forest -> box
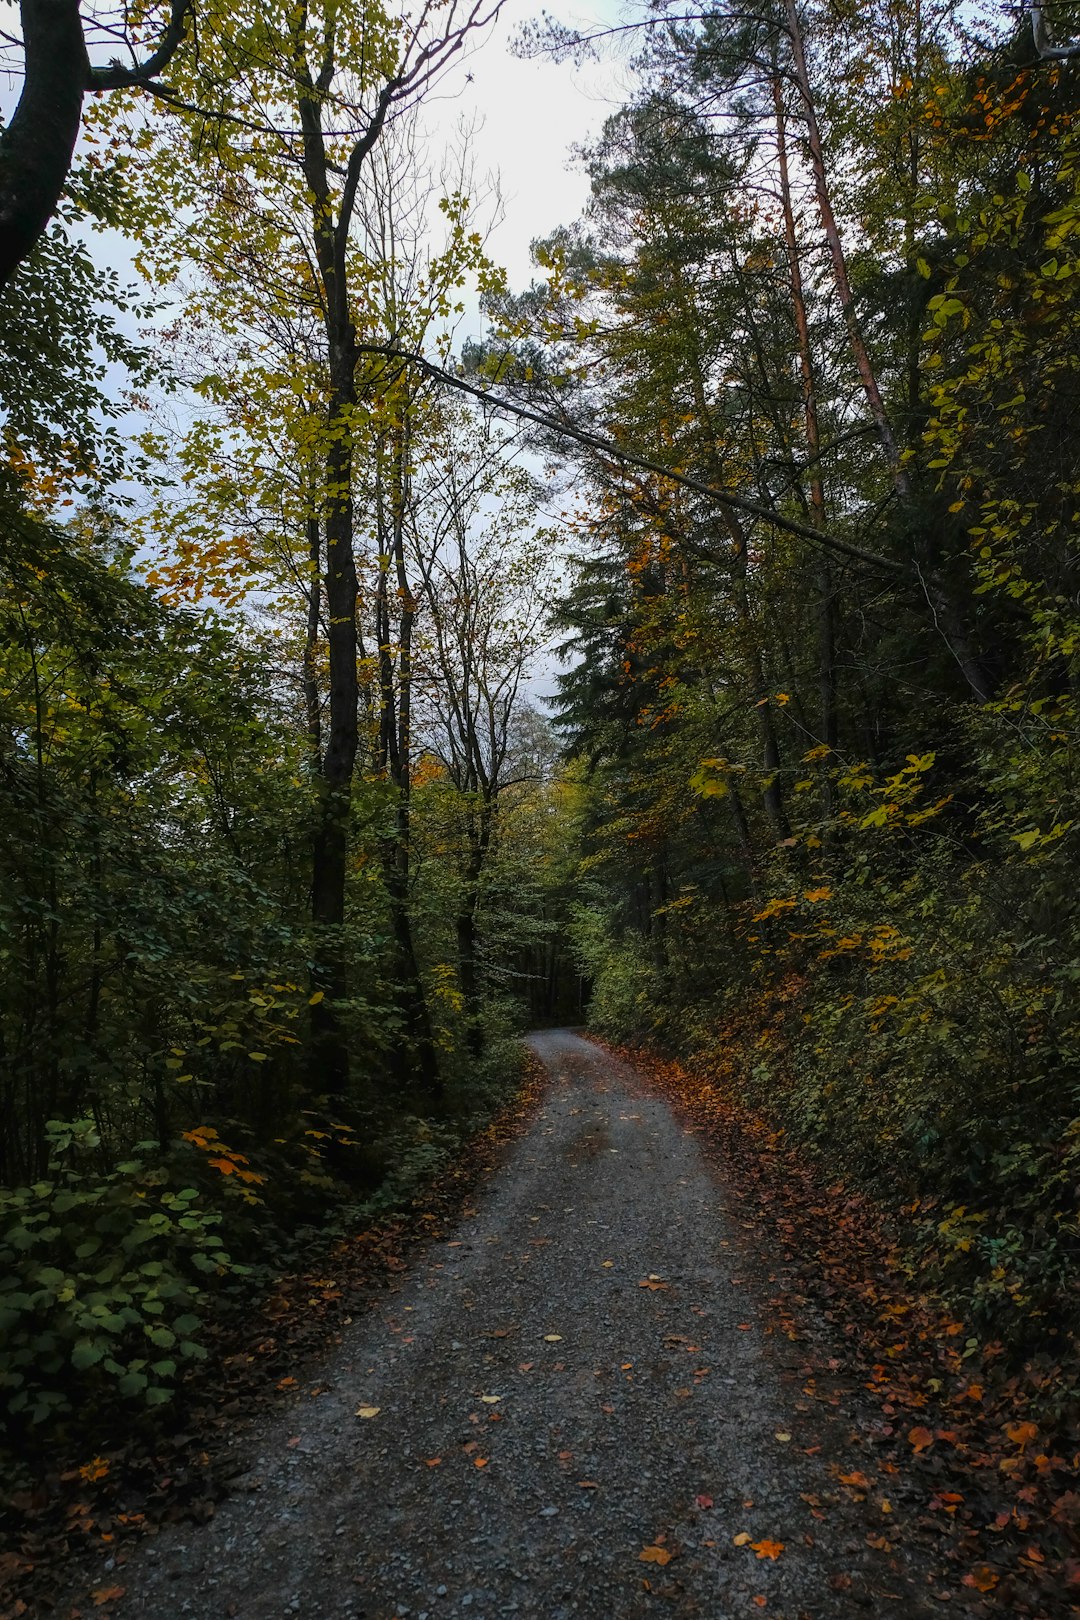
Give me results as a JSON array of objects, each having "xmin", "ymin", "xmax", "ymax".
[{"xmin": 3, "ymin": 0, "xmax": 1080, "ymax": 1612}]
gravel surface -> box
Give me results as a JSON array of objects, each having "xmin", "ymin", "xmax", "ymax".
[{"xmin": 77, "ymin": 1031, "xmax": 951, "ymax": 1619}]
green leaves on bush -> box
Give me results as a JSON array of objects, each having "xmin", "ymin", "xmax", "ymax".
[{"xmin": 0, "ymin": 1119, "xmax": 241, "ymax": 1428}]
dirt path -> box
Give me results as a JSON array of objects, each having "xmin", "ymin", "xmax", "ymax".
[{"xmin": 75, "ymin": 1032, "xmax": 957, "ymax": 1620}]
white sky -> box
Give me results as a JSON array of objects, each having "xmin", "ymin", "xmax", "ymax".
[{"xmin": 421, "ymin": 0, "xmax": 632, "ymax": 293}]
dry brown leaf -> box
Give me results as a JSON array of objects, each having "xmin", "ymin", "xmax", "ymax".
[{"xmin": 639, "ymin": 1546, "xmax": 674, "ymax": 1565}]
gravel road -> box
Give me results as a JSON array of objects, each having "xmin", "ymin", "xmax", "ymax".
[{"xmin": 85, "ymin": 1031, "xmax": 948, "ymax": 1620}]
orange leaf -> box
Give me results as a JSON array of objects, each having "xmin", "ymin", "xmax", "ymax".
[
  {"xmin": 962, "ymin": 1567, "xmax": 1000, "ymax": 1593},
  {"xmin": 1007, "ymin": 1422, "xmax": 1038, "ymax": 1448},
  {"xmin": 92, "ymin": 1588, "xmax": 126, "ymax": 1607},
  {"xmin": 751, "ymin": 1540, "xmax": 784, "ymax": 1560},
  {"xmin": 839, "ymin": 1471, "xmax": 871, "ymax": 1490},
  {"xmin": 474, "ymin": 1457, "xmax": 488, "ymax": 1469},
  {"xmin": 207, "ymin": 1156, "xmax": 237, "ymax": 1176},
  {"xmin": 908, "ymin": 1426, "xmax": 934, "ymax": 1452},
  {"xmin": 753, "ymin": 1598, "xmax": 767, "ymax": 1610},
  {"xmin": 424, "ymin": 1458, "xmax": 441, "ymax": 1467},
  {"xmin": 639, "ymin": 1546, "xmax": 673, "ymax": 1565}
]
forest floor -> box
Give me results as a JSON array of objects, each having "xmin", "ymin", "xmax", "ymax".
[{"xmin": 19, "ymin": 1032, "xmax": 1076, "ymax": 1619}]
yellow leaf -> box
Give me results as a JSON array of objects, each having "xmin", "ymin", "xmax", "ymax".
[
  {"xmin": 543, "ymin": 1334, "xmax": 563, "ymax": 1342},
  {"xmin": 639, "ymin": 1546, "xmax": 673, "ymax": 1565},
  {"xmin": 481, "ymin": 1394, "xmax": 502, "ymax": 1404},
  {"xmin": 733, "ymin": 1532, "xmax": 751, "ymax": 1546},
  {"xmin": 309, "ymin": 990, "xmax": 325, "ymax": 1005},
  {"xmin": 355, "ymin": 1405, "xmax": 380, "ymax": 1419}
]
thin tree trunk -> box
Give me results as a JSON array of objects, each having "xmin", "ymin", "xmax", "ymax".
[
  {"xmin": 781, "ymin": 0, "xmax": 993, "ymax": 705},
  {"xmin": 773, "ymin": 62, "xmax": 838, "ymax": 799}
]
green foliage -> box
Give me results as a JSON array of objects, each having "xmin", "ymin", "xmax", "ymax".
[
  {"xmin": 0, "ymin": 1119, "xmax": 243, "ymax": 1429},
  {"xmin": 534, "ymin": 7, "xmax": 1080, "ymax": 1357}
]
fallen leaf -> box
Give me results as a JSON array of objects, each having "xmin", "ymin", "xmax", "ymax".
[
  {"xmin": 92, "ymin": 1589, "xmax": 126, "ymax": 1607},
  {"xmin": 753, "ymin": 1599, "xmax": 767, "ymax": 1610},
  {"xmin": 474, "ymin": 1456, "xmax": 489, "ymax": 1468},
  {"xmin": 1007, "ymin": 1422, "xmax": 1038, "ymax": 1448},
  {"xmin": 774, "ymin": 1432, "xmax": 792, "ymax": 1443},
  {"xmin": 543, "ymin": 1334, "xmax": 563, "ymax": 1343},
  {"xmin": 425, "ymin": 1457, "xmax": 441, "ymax": 1467},
  {"xmin": 839, "ymin": 1471, "xmax": 871, "ymax": 1490},
  {"xmin": 751, "ymin": 1539, "xmax": 784, "ymax": 1560},
  {"xmin": 355, "ymin": 1406, "xmax": 380, "ymax": 1419},
  {"xmin": 695, "ymin": 1494, "xmax": 714, "ymax": 1510},
  {"xmin": 480, "ymin": 1394, "xmax": 502, "ymax": 1404},
  {"xmin": 639, "ymin": 1546, "xmax": 674, "ymax": 1565},
  {"xmin": 908, "ymin": 1426, "xmax": 934, "ymax": 1452},
  {"xmin": 578, "ymin": 1479, "xmax": 599, "ymax": 1489},
  {"xmin": 962, "ymin": 1567, "xmax": 1000, "ymax": 1593},
  {"xmin": 733, "ymin": 1532, "xmax": 751, "ymax": 1546},
  {"xmin": 639, "ymin": 1277, "xmax": 669, "ymax": 1291}
]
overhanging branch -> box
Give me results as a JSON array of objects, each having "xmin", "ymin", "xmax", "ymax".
[{"xmin": 356, "ymin": 343, "xmax": 906, "ymax": 577}]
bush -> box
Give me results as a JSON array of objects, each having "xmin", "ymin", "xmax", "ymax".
[{"xmin": 0, "ymin": 1118, "xmax": 246, "ymax": 1430}]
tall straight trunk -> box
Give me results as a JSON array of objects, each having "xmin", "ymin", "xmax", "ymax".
[
  {"xmin": 304, "ymin": 515, "xmax": 323, "ymax": 774},
  {"xmin": 309, "ymin": 364, "xmax": 360, "ymax": 1097},
  {"xmin": 772, "ymin": 63, "xmax": 838, "ymax": 777},
  {"xmin": 780, "ymin": 0, "xmax": 993, "ymax": 704},
  {"xmin": 455, "ymin": 798, "xmax": 492, "ymax": 1058},
  {"xmin": 781, "ymin": 0, "xmax": 906, "ymax": 487},
  {"xmin": 296, "ymin": 65, "xmax": 362, "ymax": 1097},
  {"xmin": 376, "ymin": 423, "xmax": 440, "ymax": 1097}
]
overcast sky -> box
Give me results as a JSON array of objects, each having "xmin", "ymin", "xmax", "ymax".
[{"xmin": 398, "ymin": 0, "xmax": 632, "ymax": 311}]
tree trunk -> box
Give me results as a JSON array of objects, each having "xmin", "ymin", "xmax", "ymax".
[{"xmin": 0, "ymin": 0, "xmax": 87, "ymax": 287}]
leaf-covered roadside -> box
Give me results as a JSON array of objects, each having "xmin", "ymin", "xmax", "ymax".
[
  {"xmin": 0, "ymin": 1057, "xmax": 546, "ymax": 1620},
  {"xmin": 620, "ymin": 1042, "xmax": 1080, "ymax": 1618}
]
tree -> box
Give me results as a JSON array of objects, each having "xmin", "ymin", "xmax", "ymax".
[
  {"xmin": 120, "ymin": 2, "xmax": 500, "ymax": 1091},
  {"xmin": 0, "ymin": 0, "xmax": 192, "ymax": 284}
]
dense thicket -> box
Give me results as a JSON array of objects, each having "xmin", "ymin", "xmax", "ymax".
[
  {"xmin": 0, "ymin": 0, "xmax": 566, "ymax": 1436},
  {"xmin": 4, "ymin": 0, "xmax": 1080, "ymax": 1445},
  {"xmin": 508, "ymin": 0, "xmax": 1080, "ymax": 1354}
]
